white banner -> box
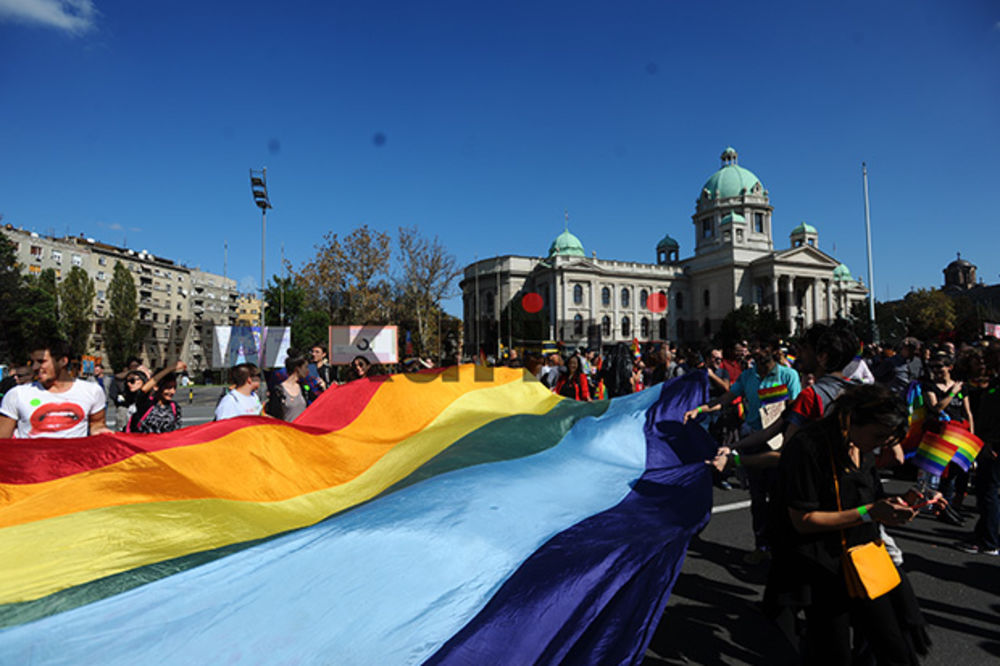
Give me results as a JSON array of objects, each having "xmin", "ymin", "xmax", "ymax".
[
  {"xmin": 329, "ymin": 325, "xmax": 398, "ymax": 365},
  {"xmin": 211, "ymin": 326, "xmax": 292, "ymax": 369}
]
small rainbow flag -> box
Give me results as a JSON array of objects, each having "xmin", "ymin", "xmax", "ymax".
[
  {"xmin": 939, "ymin": 422, "xmax": 984, "ymax": 472},
  {"xmin": 912, "ymin": 431, "xmax": 959, "ymax": 476},
  {"xmin": 784, "ymin": 353, "xmax": 797, "ymax": 367},
  {"xmin": 758, "ymin": 383, "xmax": 790, "ymax": 405}
]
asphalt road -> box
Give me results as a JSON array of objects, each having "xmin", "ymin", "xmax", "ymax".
[{"xmin": 644, "ymin": 479, "xmax": 1000, "ymax": 666}]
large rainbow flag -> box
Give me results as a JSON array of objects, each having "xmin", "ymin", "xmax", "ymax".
[{"xmin": 0, "ymin": 366, "xmax": 714, "ymax": 664}]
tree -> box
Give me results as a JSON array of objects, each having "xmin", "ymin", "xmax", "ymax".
[
  {"xmin": 292, "ymin": 309, "xmax": 332, "ymax": 351},
  {"xmin": 17, "ymin": 268, "xmax": 62, "ymax": 349},
  {"xmin": 297, "ymin": 224, "xmax": 392, "ymax": 325},
  {"xmin": 263, "ymin": 274, "xmax": 307, "ymax": 327},
  {"xmin": 715, "ymin": 305, "xmax": 788, "ymax": 349},
  {"xmin": 899, "ymin": 289, "xmax": 955, "ymax": 341},
  {"xmin": 104, "ymin": 261, "xmax": 145, "ymax": 371},
  {"xmin": 394, "ymin": 226, "xmax": 460, "ymax": 357},
  {"xmin": 59, "ymin": 266, "xmax": 97, "ymax": 357},
  {"xmin": 0, "ymin": 235, "xmax": 27, "ymax": 363}
]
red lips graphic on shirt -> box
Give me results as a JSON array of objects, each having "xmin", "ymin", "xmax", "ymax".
[{"xmin": 29, "ymin": 402, "xmax": 86, "ymax": 435}]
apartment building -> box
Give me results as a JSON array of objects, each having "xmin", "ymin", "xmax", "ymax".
[{"xmin": 3, "ymin": 224, "xmax": 237, "ymax": 372}]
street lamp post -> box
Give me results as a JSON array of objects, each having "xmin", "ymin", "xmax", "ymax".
[{"xmin": 250, "ymin": 168, "xmax": 272, "ymax": 328}]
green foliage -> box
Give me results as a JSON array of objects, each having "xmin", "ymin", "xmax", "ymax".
[
  {"xmin": 0, "ymin": 236, "xmax": 27, "ymax": 363},
  {"xmin": 263, "ymin": 275, "xmax": 306, "ymax": 327},
  {"xmin": 291, "ymin": 309, "xmax": 331, "ymax": 351},
  {"xmin": 715, "ymin": 305, "xmax": 788, "ymax": 348},
  {"xmin": 59, "ymin": 266, "xmax": 96, "ymax": 357},
  {"xmin": 19, "ymin": 268, "xmax": 63, "ymax": 347},
  {"xmin": 104, "ymin": 261, "xmax": 145, "ymax": 371}
]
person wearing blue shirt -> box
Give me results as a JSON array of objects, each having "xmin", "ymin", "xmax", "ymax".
[{"xmin": 685, "ymin": 335, "xmax": 801, "ymax": 562}]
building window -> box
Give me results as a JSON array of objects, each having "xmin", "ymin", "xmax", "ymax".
[
  {"xmin": 98, "ymin": 256, "xmax": 107, "ymax": 266},
  {"xmin": 51, "ymin": 250, "xmax": 62, "ymax": 263},
  {"xmin": 640, "ymin": 317, "xmax": 650, "ymax": 338},
  {"xmin": 30, "ymin": 245, "xmax": 42, "ymax": 256},
  {"xmin": 96, "ymin": 271, "xmax": 106, "ymax": 281},
  {"xmin": 754, "ymin": 213, "xmax": 764, "ymax": 233},
  {"xmin": 620, "ymin": 287, "xmax": 630, "ymax": 308},
  {"xmin": 675, "ymin": 292, "xmax": 684, "ymax": 311},
  {"xmin": 736, "ymin": 229, "xmax": 744, "ymax": 242},
  {"xmin": 807, "ymin": 238, "xmax": 815, "ymax": 247},
  {"xmin": 621, "ymin": 316, "xmax": 631, "ymax": 337},
  {"xmin": 72, "ymin": 254, "xmax": 82, "ymax": 267},
  {"xmin": 659, "ymin": 318, "xmax": 668, "ymax": 339},
  {"xmin": 28, "ymin": 264, "xmax": 41, "ymax": 274},
  {"xmin": 601, "ymin": 287, "xmax": 610, "ymax": 306},
  {"xmin": 573, "ymin": 284, "xmax": 583, "ymax": 305},
  {"xmin": 702, "ymin": 218, "xmax": 713, "ymax": 239},
  {"xmin": 573, "ymin": 314, "xmax": 583, "ymax": 336},
  {"xmin": 602, "ymin": 315, "xmax": 611, "ymax": 336},
  {"xmin": 703, "ymin": 290, "xmax": 710, "ymax": 307},
  {"xmin": 54, "ymin": 269, "xmax": 61, "ymax": 279},
  {"xmin": 485, "ymin": 291, "xmax": 494, "ymax": 315},
  {"xmin": 640, "ymin": 289, "xmax": 648, "ymax": 309},
  {"xmin": 97, "ymin": 290, "xmax": 105, "ymax": 300}
]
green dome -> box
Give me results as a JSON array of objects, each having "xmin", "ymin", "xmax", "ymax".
[
  {"xmin": 656, "ymin": 233, "xmax": 679, "ymax": 250},
  {"xmin": 548, "ymin": 229, "xmax": 585, "ymax": 257},
  {"xmin": 701, "ymin": 147, "xmax": 764, "ymax": 199},
  {"xmin": 791, "ymin": 222, "xmax": 817, "ymax": 235},
  {"xmin": 833, "ymin": 263, "xmax": 852, "ymax": 281},
  {"xmin": 720, "ymin": 211, "xmax": 746, "ymax": 226}
]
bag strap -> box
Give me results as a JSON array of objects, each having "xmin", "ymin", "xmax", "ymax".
[{"xmin": 828, "ymin": 445, "xmax": 849, "ymax": 554}]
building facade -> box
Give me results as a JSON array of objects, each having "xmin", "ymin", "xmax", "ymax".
[
  {"xmin": 2, "ymin": 225, "xmax": 238, "ymax": 371},
  {"xmin": 461, "ymin": 148, "xmax": 868, "ymax": 354}
]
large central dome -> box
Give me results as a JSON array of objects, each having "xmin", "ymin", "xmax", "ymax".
[{"xmin": 700, "ymin": 147, "xmax": 764, "ymax": 199}]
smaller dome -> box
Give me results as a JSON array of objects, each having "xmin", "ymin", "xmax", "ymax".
[
  {"xmin": 791, "ymin": 222, "xmax": 817, "ymax": 235},
  {"xmin": 548, "ymin": 229, "xmax": 585, "ymax": 257},
  {"xmin": 656, "ymin": 234, "xmax": 679, "ymax": 250},
  {"xmin": 947, "ymin": 253, "xmax": 973, "ymax": 269},
  {"xmin": 833, "ymin": 263, "xmax": 852, "ymax": 281},
  {"xmin": 720, "ymin": 211, "xmax": 746, "ymax": 226}
]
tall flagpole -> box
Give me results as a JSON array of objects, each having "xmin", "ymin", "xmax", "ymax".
[{"xmin": 863, "ymin": 163, "xmax": 879, "ymax": 344}]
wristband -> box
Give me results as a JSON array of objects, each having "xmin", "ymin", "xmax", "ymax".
[
  {"xmin": 857, "ymin": 505, "xmax": 872, "ymax": 523},
  {"xmin": 696, "ymin": 406, "xmax": 705, "ymax": 414},
  {"xmin": 730, "ymin": 451, "xmax": 742, "ymax": 468}
]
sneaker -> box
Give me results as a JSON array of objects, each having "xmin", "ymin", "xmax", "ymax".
[{"xmin": 956, "ymin": 542, "xmax": 999, "ymax": 556}]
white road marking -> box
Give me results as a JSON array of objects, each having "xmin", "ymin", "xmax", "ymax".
[{"xmin": 711, "ymin": 499, "xmax": 752, "ymax": 514}]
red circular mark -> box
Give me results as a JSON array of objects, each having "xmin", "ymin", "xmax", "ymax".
[
  {"xmin": 521, "ymin": 292, "xmax": 544, "ymax": 313},
  {"xmin": 648, "ymin": 292, "xmax": 667, "ymax": 313}
]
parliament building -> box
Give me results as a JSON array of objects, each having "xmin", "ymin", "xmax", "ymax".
[{"xmin": 461, "ymin": 148, "xmax": 869, "ymax": 355}]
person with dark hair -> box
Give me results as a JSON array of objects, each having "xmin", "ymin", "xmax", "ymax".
[
  {"xmin": 310, "ymin": 344, "xmax": 335, "ymax": 391},
  {"xmin": 600, "ymin": 343, "xmax": 634, "ymax": 399},
  {"xmin": 348, "ymin": 355, "xmax": 377, "ymax": 382},
  {"xmin": 214, "ymin": 363, "xmax": 264, "ymax": 421},
  {"xmin": 128, "ymin": 361, "xmax": 187, "ymax": 434},
  {"xmin": 268, "ymin": 352, "xmax": 309, "ymax": 421},
  {"xmin": 0, "ymin": 338, "xmax": 108, "ymax": 439},
  {"xmin": 553, "ymin": 354, "xmax": 592, "ymax": 401},
  {"xmin": 959, "ymin": 346, "xmax": 1000, "ymax": 555},
  {"xmin": 769, "ymin": 383, "xmax": 939, "ymax": 664}
]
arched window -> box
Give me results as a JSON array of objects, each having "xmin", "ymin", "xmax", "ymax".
[
  {"xmin": 573, "ymin": 284, "xmax": 583, "ymax": 305},
  {"xmin": 573, "ymin": 314, "xmax": 583, "ymax": 336},
  {"xmin": 486, "ymin": 291, "xmax": 495, "ymax": 315},
  {"xmin": 601, "ymin": 315, "xmax": 611, "ymax": 336},
  {"xmin": 675, "ymin": 292, "xmax": 684, "ymax": 311},
  {"xmin": 703, "ymin": 289, "xmax": 710, "ymax": 308},
  {"xmin": 659, "ymin": 318, "xmax": 668, "ymax": 339},
  {"xmin": 640, "ymin": 289, "xmax": 649, "ymax": 309},
  {"xmin": 601, "ymin": 287, "xmax": 610, "ymax": 306},
  {"xmin": 621, "ymin": 288, "xmax": 630, "ymax": 308},
  {"xmin": 621, "ymin": 316, "xmax": 631, "ymax": 338},
  {"xmin": 640, "ymin": 317, "xmax": 650, "ymax": 338}
]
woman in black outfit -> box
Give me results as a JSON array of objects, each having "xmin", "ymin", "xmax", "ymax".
[{"xmin": 768, "ymin": 384, "xmax": 938, "ymax": 665}]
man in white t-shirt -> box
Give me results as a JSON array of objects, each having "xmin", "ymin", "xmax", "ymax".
[
  {"xmin": 214, "ymin": 363, "xmax": 264, "ymax": 421},
  {"xmin": 0, "ymin": 339, "xmax": 107, "ymax": 439}
]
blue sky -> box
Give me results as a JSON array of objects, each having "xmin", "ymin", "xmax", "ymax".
[{"xmin": 2, "ymin": 1, "xmax": 998, "ymax": 315}]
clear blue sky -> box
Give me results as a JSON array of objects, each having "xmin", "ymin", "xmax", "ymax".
[{"xmin": 2, "ymin": 1, "xmax": 998, "ymax": 315}]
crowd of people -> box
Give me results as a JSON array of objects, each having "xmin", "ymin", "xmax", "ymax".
[{"xmin": 3, "ymin": 329, "xmax": 998, "ymax": 664}]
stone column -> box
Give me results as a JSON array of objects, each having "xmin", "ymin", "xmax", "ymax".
[
  {"xmin": 771, "ymin": 275, "xmax": 779, "ymax": 312},
  {"xmin": 811, "ymin": 279, "xmax": 819, "ymax": 325},
  {"xmin": 612, "ymin": 282, "xmax": 618, "ymax": 343},
  {"xmin": 825, "ymin": 279, "xmax": 833, "ymax": 321},
  {"xmin": 784, "ymin": 277, "xmax": 795, "ymax": 327}
]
